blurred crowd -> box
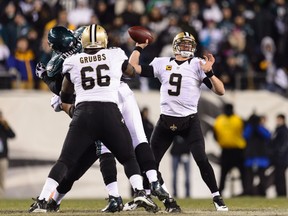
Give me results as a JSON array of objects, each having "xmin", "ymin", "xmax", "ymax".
[
  {"xmin": 213, "ymin": 103, "xmax": 288, "ymax": 197},
  {"xmin": 0, "ymin": 0, "xmax": 288, "ymax": 96}
]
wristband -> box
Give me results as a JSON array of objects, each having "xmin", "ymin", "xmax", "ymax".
[
  {"xmin": 134, "ymin": 46, "xmax": 143, "ymax": 53},
  {"xmin": 205, "ymin": 70, "xmax": 214, "ymax": 78}
]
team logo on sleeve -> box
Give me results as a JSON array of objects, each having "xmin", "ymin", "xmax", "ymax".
[{"xmin": 166, "ymin": 65, "xmax": 172, "ymax": 71}]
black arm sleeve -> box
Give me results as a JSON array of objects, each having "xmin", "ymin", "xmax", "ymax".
[
  {"xmin": 203, "ymin": 77, "xmax": 213, "ymax": 89},
  {"xmin": 42, "ymin": 73, "xmax": 63, "ymax": 95},
  {"xmin": 140, "ymin": 65, "xmax": 154, "ymax": 77}
]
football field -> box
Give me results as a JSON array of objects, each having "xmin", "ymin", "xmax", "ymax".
[{"xmin": 0, "ymin": 197, "xmax": 287, "ymax": 216}]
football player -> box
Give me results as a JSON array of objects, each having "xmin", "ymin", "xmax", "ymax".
[
  {"xmin": 49, "ymin": 23, "xmax": 159, "ymax": 212},
  {"xmin": 129, "ymin": 32, "xmax": 229, "ymax": 211},
  {"xmin": 30, "ymin": 25, "xmax": 169, "ymax": 213},
  {"xmin": 29, "ymin": 26, "xmax": 123, "ymax": 213}
]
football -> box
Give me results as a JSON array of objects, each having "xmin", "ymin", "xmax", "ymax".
[{"xmin": 128, "ymin": 26, "xmax": 153, "ymax": 44}]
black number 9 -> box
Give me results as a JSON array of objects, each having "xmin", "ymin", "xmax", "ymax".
[{"xmin": 168, "ymin": 73, "xmax": 182, "ymax": 96}]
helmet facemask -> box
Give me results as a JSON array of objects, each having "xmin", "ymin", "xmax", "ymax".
[{"xmin": 173, "ymin": 32, "xmax": 197, "ymax": 58}]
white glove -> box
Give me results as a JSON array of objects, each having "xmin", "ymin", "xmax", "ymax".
[
  {"xmin": 50, "ymin": 95, "xmax": 62, "ymax": 112},
  {"xmin": 35, "ymin": 62, "xmax": 47, "ymax": 79}
]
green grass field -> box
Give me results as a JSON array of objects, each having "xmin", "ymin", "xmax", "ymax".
[{"xmin": 0, "ymin": 197, "xmax": 287, "ymax": 216}]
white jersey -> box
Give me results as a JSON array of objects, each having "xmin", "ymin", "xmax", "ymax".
[
  {"xmin": 62, "ymin": 47, "xmax": 127, "ymax": 105},
  {"xmin": 150, "ymin": 57, "xmax": 207, "ymax": 117}
]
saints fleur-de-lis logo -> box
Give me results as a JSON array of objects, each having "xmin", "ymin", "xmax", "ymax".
[{"xmin": 170, "ymin": 124, "xmax": 177, "ymax": 131}]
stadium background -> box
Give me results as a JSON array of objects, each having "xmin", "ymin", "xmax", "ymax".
[{"xmin": 0, "ymin": 0, "xmax": 288, "ymax": 200}]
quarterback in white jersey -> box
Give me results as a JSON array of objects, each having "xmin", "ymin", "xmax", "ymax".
[
  {"xmin": 151, "ymin": 57, "xmax": 208, "ymax": 117},
  {"xmin": 129, "ymin": 31, "xmax": 228, "ymax": 211}
]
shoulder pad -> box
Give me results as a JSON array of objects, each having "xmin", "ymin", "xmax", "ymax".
[{"xmin": 47, "ymin": 54, "xmax": 64, "ymax": 77}]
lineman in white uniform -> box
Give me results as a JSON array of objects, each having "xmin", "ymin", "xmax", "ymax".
[
  {"xmin": 129, "ymin": 31, "xmax": 229, "ymax": 211},
  {"xmin": 31, "ymin": 25, "xmax": 169, "ymax": 213},
  {"xmin": 47, "ymin": 24, "xmax": 164, "ymax": 212}
]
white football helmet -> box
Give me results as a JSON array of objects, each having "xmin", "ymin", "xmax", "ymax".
[
  {"xmin": 81, "ymin": 24, "xmax": 108, "ymax": 49},
  {"xmin": 172, "ymin": 32, "xmax": 197, "ymax": 58}
]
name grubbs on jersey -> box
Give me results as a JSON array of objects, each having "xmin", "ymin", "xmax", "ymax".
[{"xmin": 80, "ymin": 54, "xmax": 106, "ymax": 64}]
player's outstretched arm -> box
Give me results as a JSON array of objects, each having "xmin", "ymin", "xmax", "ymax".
[
  {"xmin": 129, "ymin": 40, "xmax": 149, "ymax": 75},
  {"xmin": 200, "ymin": 54, "xmax": 225, "ymax": 96}
]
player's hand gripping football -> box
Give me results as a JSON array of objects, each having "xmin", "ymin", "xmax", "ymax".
[
  {"xmin": 135, "ymin": 39, "xmax": 149, "ymax": 49},
  {"xmin": 35, "ymin": 62, "xmax": 47, "ymax": 79},
  {"xmin": 200, "ymin": 53, "xmax": 215, "ymax": 73}
]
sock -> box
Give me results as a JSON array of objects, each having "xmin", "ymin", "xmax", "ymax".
[
  {"xmin": 106, "ymin": 182, "xmax": 120, "ymax": 197},
  {"xmin": 145, "ymin": 170, "xmax": 158, "ymax": 183},
  {"xmin": 212, "ymin": 191, "xmax": 220, "ymax": 197},
  {"xmin": 52, "ymin": 190, "xmax": 66, "ymax": 205},
  {"xmin": 39, "ymin": 177, "xmax": 59, "ymax": 201},
  {"xmin": 129, "ymin": 174, "xmax": 143, "ymax": 191}
]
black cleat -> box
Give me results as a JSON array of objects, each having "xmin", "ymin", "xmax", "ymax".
[
  {"xmin": 150, "ymin": 180, "xmax": 170, "ymax": 201},
  {"xmin": 133, "ymin": 189, "xmax": 159, "ymax": 213},
  {"xmin": 101, "ymin": 195, "xmax": 124, "ymax": 213},
  {"xmin": 28, "ymin": 197, "xmax": 47, "ymax": 213},
  {"xmin": 163, "ymin": 198, "xmax": 182, "ymax": 213},
  {"xmin": 47, "ymin": 199, "xmax": 60, "ymax": 212},
  {"xmin": 213, "ymin": 195, "xmax": 228, "ymax": 211}
]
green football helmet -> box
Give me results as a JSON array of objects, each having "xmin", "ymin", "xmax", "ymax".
[{"xmin": 48, "ymin": 26, "xmax": 77, "ymax": 52}]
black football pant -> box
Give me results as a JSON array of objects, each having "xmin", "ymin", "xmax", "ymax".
[
  {"xmin": 150, "ymin": 113, "xmax": 219, "ymax": 193},
  {"xmin": 48, "ymin": 102, "xmax": 140, "ymax": 188},
  {"xmin": 57, "ymin": 148, "xmax": 116, "ymax": 194}
]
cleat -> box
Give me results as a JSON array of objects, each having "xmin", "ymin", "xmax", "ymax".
[
  {"xmin": 101, "ymin": 195, "xmax": 123, "ymax": 213},
  {"xmin": 163, "ymin": 198, "xmax": 182, "ymax": 213},
  {"xmin": 47, "ymin": 199, "xmax": 60, "ymax": 212},
  {"xmin": 28, "ymin": 197, "xmax": 47, "ymax": 213},
  {"xmin": 145, "ymin": 195, "xmax": 160, "ymax": 212},
  {"xmin": 213, "ymin": 195, "xmax": 228, "ymax": 211},
  {"xmin": 133, "ymin": 189, "xmax": 159, "ymax": 213},
  {"xmin": 123, "ymin": 200, "xmax": 138, "ymax": 211},
  {"xmin": 150, "ymin": 180, "xmax": 169, "ymax": 201}
]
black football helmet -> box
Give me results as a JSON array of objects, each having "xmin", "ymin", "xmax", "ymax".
[{"xmin": 48, "ymin": 26, "xmax": 77, "ymax": 52}]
